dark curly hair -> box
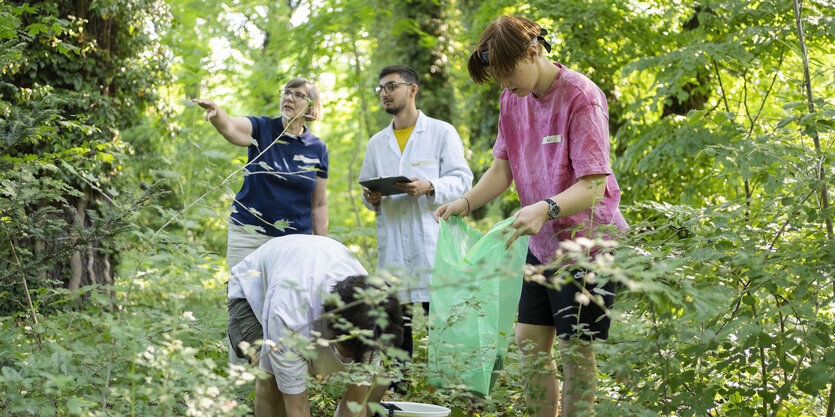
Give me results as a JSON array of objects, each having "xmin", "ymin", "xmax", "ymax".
[{"xmin": 324, "ymin": 275, "xmax": 403, "ymax": 363}]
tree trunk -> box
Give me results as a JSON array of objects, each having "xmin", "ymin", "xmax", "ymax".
[
  {"xmin": 68, "ymin": 188, "xmax": 90, "ymax": 291},
  {"xmin": 34, "ymin": 239, "xmax": 46, "ymax": 282},
  {"xmin": 792, "ymin": 2, "xmax": 835, "ymax": 416},
  {"xmin": 348, "ymin": 37, "xmax": 370, "ymax": 257}
]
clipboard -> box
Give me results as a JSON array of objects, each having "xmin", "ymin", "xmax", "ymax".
[{"xmin": 359, "ymin": 176, "xmax": 412, "ymax": 196}]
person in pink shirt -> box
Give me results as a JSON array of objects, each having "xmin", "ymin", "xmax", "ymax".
[{"xmin": 434, "ymin": 15, "xmax": 628, "ymax": 417}]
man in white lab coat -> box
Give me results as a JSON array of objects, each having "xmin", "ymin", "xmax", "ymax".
[{"xmin": 359, "ymin": 64, "xmax": 473, "ymax": 367}]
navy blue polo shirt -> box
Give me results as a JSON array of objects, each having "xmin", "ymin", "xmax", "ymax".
[{"xmin": 230, "ymin": 116, "xmax": 328, "ymax": 236}]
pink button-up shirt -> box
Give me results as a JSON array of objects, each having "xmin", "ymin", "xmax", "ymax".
[{"xmin": 493, "ymin": 63, "xmax": 628, "ymax": 263}]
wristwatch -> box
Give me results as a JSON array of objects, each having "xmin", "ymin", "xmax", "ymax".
[
  {"xmin": 544, "ymin": 198, "xmax": 561, "ymax": 220},
  {"xmin": 426, "ymin": 182, "xmax": 435, "ymax": 197}
]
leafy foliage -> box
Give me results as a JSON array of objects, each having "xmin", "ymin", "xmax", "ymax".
[
  {"xmin": 1, "ymin": 0, "xmax": 834, "ymax": 416},
  {"xmin": 0, "ymin": 0, "xmax": 171, "ymax": 313}
]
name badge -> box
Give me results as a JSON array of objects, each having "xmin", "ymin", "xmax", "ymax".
[
  {"xmin": 408, "ymin": 160, "xmax": 435, "ymax": 167},
  {"xmin": 294, "ymin": 155, "xmax": 320, "ymax": 164},
  {"xmin": 542, "ymin": 135, "xmax": 562, "ymax": 144}
]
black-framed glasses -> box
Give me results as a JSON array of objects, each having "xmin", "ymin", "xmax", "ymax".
[
  {"xmin": 282, "ymin": 89, "xmax": 308, "ymax": 101},
  {"xmin": 374, "ymin": 82, "xmax": 412, "ymax": 96}
]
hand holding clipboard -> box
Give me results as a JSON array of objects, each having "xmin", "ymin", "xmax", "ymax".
[{"xmin": 359, "ymin": 176, "xmax": 413, "ymax": 197}]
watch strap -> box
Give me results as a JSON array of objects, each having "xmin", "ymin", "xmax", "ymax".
[
  {"xmin": 544, "ymin": 198, "xmax": 560, "ymax": 220},
  {"xmin": 426, "ymin": 181, "xmax": 435, "ymax": 197}
]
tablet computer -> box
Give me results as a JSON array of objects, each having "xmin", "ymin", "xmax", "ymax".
[{"xmin": 359, "ymin": 176, "xmax": 412, "ymax": 196}]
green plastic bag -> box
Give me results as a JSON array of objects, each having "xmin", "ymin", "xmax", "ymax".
[{"xmin": 428, "ymin": 216, "xmax": 529, "ymax": 396}]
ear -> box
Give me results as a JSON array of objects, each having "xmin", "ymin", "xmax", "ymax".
[
  {"xmin": 527, "ymin": 43, "xmax": 540, "ymax": 61},
  {"xmin": 409, "ymin": 83, "xmax": 419, "ymax": 97}
]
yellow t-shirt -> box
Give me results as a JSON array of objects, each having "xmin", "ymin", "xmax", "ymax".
[{"xmin": 393, "ymin": 125, "xmax": 415, "ymax": 153}]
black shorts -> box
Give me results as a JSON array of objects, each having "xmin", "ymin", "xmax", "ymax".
[
  {"xmin": 517, "ymin": 251, "xmax": 615, "ymax": 341},
  {"xmin": 227, "ymin": 297, "xmax": 263, "ymax": 359}
]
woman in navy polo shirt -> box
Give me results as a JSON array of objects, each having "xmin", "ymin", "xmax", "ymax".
[{"xmin": 194, "ymin": 78, "xmax": 328, "ymax": 269}]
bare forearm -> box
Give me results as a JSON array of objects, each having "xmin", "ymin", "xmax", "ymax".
[
  {"xmin": 501, "ymin": 173, "xmax": 609, "ymax": 249},
  {"xmin": 194, "ymin": 98, "xmax": 252, "ymax": 146},
  {"xmin": 550, "ymin": 174, "xmax": 607, "ymax": 219},
  {"xmin": 312, "ymin": 205, "xmax": 328, "ymax": 235},
  {"xmin": 208, "ymin": 107, "xmax": 233, "ymax": 136},
  {"xmin": 311, "ymin": 177, "xmax": 328, "ymax": 235},
  {"xmin": 464, "ymin": 161, "xmax": 513, "ymax": 211},
  {"xmin": 209, "ymin": 109, "xmax": 251, "ymax": 147}
]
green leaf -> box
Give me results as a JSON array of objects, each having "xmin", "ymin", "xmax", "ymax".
[
  {"xmin": 0, "ymin": 366, "xmax": 23, "ymax": 384},
  {"xmin": 25, "ymin": 23, "xmax": 47, "ymax": 35},
  {"xmin": 346, "ymin": 401, "xmax": 364, "ymax": 413},
  {"xmin": 273, "ymin": 219, "xmax": 290, "ymax": 232},
  {"xmin": 201, "ymin": 149, "xmax": 229, "ymax": 160},
  {"xmin": 66, "ymin": 397, "xmax": 85, "ymax": 414},
  {"xmin": 782, "ymin": 101, "xmax": 806, "ymax": 109},
  {"xmin": 797, "ymin": 363, "xmax": 832, "ymax": 394},
  {"xmin": 776, "ymin": 115, "xmax": 798, "ymax": 129}
]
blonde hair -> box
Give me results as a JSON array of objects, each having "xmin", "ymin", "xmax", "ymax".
[
  {"xmin": 285, "ymin": 77, "xmax": 324, "ymax": 122},
  {"xmin": 468, "ymin": 16, "xmax": 545, "ymax": 85}
]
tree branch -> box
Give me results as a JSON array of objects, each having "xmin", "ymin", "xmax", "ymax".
[{"xmin": 792, "ymin": 1, "xmax": 834, "ymax": 415}]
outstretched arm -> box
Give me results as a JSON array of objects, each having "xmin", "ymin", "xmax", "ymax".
[
  {"xmin": 434, "ymin": 157, "xmax": 513, "ymax": 221},
  {"xmin": 192, "ymin": 98, "xmax": 253, "ymax": 147},
  {"xmin": 503, "ymin": 173, "xmax": 608, "ymax": 248}
]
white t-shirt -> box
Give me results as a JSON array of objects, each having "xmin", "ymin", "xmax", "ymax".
[{"xmin": 228, "ymin": 234, "xmax": 368, "ymax": 395}]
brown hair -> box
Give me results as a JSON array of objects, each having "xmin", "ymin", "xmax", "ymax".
[
  {"xmin": 285, "ymin": 77, "xmax": 324, "ymax": 122},
  {"xmin": 468, "ymin": 16, "xmax": 544, "ymax": 85},
  {"xmin": 379, "ymin": 65, "xmax": 419, "ymax": 86}
]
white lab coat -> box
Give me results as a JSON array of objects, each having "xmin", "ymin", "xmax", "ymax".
[{"xmin": 359, "ymin": 111, "xmax": 473, "ymax": 303}]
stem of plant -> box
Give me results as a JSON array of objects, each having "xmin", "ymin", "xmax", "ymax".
[{"xmin": 10, "ymin": 242, "xmax": 42, "ymax": 347}]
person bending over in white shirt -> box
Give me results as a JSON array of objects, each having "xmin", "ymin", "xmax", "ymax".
[{"xmin": 227, "ymin": 234, "xmax": 403, "ymax": 417}]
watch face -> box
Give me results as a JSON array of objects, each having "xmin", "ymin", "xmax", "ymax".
[{"xmin": 548, "ymin": 202, "xmax": 560, "ymax": 219}]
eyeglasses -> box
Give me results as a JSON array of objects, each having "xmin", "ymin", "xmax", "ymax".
[
  {"xmin": 282, "ymin": 89, "xmax": 308, "ymax": 101},
  {"xmin": 374, "ymin": 82, "xmax": 412, "ymax": 96}
]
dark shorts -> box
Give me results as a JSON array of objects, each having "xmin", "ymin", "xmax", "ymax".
[
  {"xmin": 227, "ymin": 297, "xmax": 263, "ymax": 359},
  {"xmin": 517, "ymin": 251, "xmax": 615, "ymax": 341}
]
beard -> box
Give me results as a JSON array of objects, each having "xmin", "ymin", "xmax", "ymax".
[{"xmin": 384, "ymin": 102, "xmax": 405, "ymax": 115}]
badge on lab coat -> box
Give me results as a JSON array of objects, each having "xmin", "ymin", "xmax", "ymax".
[{"xmin": 408, "ymin": 160, "xmax": 435, "ymax": 167}]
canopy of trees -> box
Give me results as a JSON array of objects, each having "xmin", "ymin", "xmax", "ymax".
[{"xmin": 1, "ymin": 0, "xmax": 833, "ymax": 416}]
